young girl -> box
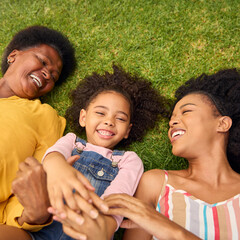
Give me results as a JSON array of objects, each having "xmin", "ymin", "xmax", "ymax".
[
  {"xmin": 29, "ymin": 65, "xmax": 169, "ymax": 240},
  {"xmin": 104, "ymin": 68, "xmax": 240, "ymax": 240}
]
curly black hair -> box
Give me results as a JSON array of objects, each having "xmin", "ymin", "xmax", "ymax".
[
  {"xmin": 1, "ymin": 25, "xmax": 76, "ymax": 84},
  {"xmin": 66, "ymin": 64, "xmax": 170, "ymax": 147},
  {"xmin": 174, "ymin": 68, "xmax": 240, "ymax": 173}
]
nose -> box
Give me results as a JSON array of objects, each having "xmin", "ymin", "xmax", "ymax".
[
  {"xmin": 169, "ymin": 116, "xmax": 180, "ymax": 127},
  {"xmin": 42, "ymin": 68, "xmax": 51, "ymax": 80},
  {"xmin": 104, "ymin": 117, "xmax": 115, "ymax": 127}
]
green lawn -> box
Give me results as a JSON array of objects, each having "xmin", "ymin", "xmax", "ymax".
[{"xmin": 0, "ymin": 0, "xmax": 239, "ymax": 238}]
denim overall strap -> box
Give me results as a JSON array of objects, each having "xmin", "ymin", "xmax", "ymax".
[{"xmin": 71, "ymin": 137, "xmax": 124, "ymax": 197}]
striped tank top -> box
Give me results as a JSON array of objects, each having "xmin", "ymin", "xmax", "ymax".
[{"xmin": 153, "ymin": 171, "xmax": 240, "ymax": 240}]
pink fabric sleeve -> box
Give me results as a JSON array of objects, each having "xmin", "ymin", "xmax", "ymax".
[
  {"xmin": 42, "ymin": 133, "xmax": 78, "ymax": 161},
  {"xmin": 101, "ymin": 151, "xmax": 144, "ymax": 230}
]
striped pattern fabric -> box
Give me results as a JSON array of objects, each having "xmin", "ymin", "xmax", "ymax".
[{"xmin": 153, "ymin": 171, "xmax": 240, "ymax": 240}]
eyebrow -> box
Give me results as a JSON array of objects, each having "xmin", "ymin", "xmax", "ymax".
[
  {"xmin": 180, "ymin": 103, "xmax": 197, "ymax": 109},
  {"xmin": 94, "ymin": 105, "xmax": 129, "ymax": 117},
  {"xmin": 39, "ymin": 53, "xmax": 61, "ymax": 75}
]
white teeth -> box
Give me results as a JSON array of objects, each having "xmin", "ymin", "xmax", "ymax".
[
  {"xmin": 172, "ymin": 130, "xmax": 185, "ymax": 138},
  {"xmin": 30, "ymin": 74, "xmax": 42, "ymax": 87},
  {"xmin": 98, "ymin": 130, "xmax": 113, "ymax": 136}
]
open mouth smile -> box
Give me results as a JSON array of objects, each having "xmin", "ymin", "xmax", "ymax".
[
  {"xmin": 170, "ymin": 129, "xmax": 185, "ymax": 142},
  {"xmin": 30, "ymin": 74, "xmax": 42, "ymax": 88},
  {"xmin": 97, "ymin": 130, "xmax": 115, "ymax": 137}
]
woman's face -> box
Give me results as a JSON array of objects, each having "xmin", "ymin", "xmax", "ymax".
[
  {"xmin": 3, "ymin": 44, "xmax": 62, "ymax": 99},
  {"xmin": 168, "ymin": 93, "xmax": 221, "ymax": 159}
]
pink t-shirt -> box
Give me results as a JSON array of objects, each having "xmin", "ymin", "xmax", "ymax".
[{"xmin": 43, "ymin": 132, "xmax": 144, "ymax": 229}]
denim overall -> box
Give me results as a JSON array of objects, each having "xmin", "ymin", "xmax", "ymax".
[{"xmin": 28, "ymin": 137, "xmax": 124, "ymax": 240}]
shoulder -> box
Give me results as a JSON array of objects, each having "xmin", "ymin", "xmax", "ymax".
[
  {"xmin": 119, "ymin": 151, "xmax": 143, "ymax": 168},
  {"xmin": 135, "ymin": 169, "xmax": 165, "ymax": 207},
  {"xmin": 123, "ymin": 151, "xmax": 141, "ymax": 159}
]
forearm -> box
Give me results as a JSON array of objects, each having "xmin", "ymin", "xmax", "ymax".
[
  {"xmin": 104, "ymin": 215, "xmax": 117, "ymax": 240},
  {"xmin": 43, "ymin": 151, "xmax": 67, "ymax": 172}
]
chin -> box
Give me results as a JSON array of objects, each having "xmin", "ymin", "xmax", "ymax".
[{"xmin": 171, "ymin": 147, "xmax": 184, "ymax": 158}]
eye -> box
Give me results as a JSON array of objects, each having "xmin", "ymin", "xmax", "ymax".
[
  {"xmin": 182, "ymin": 110, "xmax": 192, "ymax": 114},
  {"xmin": 36, "ymin": 55, "xmax": 47, "ymax": 66},
  {"xmin": 51, "ymin": 74, "xmax": 57, "ymax": 82},
  {"xmin": 96, "ymin": 111, "xmax": 104, "ymax": 116},
  {"xmin": 116, "ymin": 116, "xmax": 127, "ymax": 122}
]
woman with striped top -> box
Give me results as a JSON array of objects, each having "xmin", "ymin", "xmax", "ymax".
[{"xmin": 105, "ymin": 69, "xmax": 240, "ymax": 240}]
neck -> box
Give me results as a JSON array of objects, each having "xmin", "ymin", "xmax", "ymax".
[
  {"xmin": 0, "ymin": 77, "xmax": 15, "ymax": 98},
  {"xmin": 186, "ymin": 152, "xmax": 234, "ymax": 186}
]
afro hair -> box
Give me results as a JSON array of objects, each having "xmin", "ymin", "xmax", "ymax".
[
  {"xmin": 66, "ymin": 64, "xmax": 170, "ymax": 148},
  {"xmin": 1, "ymin": 25, "xmax": 76, "ymax": 84},
  {"xmin": 174, "ymin": 68, "xmax": 240, "ymax": 173}
]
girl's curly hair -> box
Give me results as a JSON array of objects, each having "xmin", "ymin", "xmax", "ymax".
[
  {"xmin": 66, "ymin": 64, "xmax": 170, "ymax": 147},
  {"xmin": 174, "ymin": 68, "xmax": 240, "ymax": 173}
]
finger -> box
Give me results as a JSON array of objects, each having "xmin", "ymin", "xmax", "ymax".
[
  {"xmin": 24, "ymin": 157, "xmax": 41, "ymax": 166},
  {"xmin": 104, "ymin": 193, "xmax": 134, "ymax": 203},
  {"xmin": 76, "ymin": 172, "xmax": 95, "ymax": 191},
  {"xmin": 104, "ymin": 193, "xmax": 143, "ymax": 210},
  {"xmin": 18, "ymin": 161, "xmax": 29, "ymax": 171},
  {"xmin": 74, "ymin": 193, "xmax": 99, "ymax": 219},
  {"xmin": 61, "ymin": 187, "xmax": 78, "ymax": 211},
  {"xmin": 105, "ymin": 206, "xmax": 134, "ymax": 218},
  {"xmin": 66, "ymin": 155, "xmax": 80, "ymax": 165},
  {"xmin": 48, "ymin": 186, "xmax": 66, "ymax": 214},
  {"xmin": 89, "ymin": 192, "xmax": 109, "ymax": 213},
  {"xmin": 120, "ymin": 219, "xmax": 139, "ymax": 229},
  {"xmin": 62, "ymin": 225, "xmax": 87, "ymax": 240},
  {"xmin": 54, "ymin": 206, "xmax": 85, "ymax": 226}
]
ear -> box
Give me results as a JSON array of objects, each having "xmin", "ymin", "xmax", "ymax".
[
  {"xmin": 7, "ymin": 49, "xmax": 20, "ymax": 63},
  {"xmin": 124, "ymin": 123, "xmax": 132, "ymax": 139},
  {"xmin": 79, "ymin": 109, "xmax": 87, "ymax": 127},
  {"xmin": 217, "ymin": 116, "xmax": 232, "ymax": 133}
]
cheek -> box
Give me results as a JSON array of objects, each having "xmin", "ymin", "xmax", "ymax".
[{"xmin": 42, "ymin": 82, "xmax": 55, "ymax": 93}]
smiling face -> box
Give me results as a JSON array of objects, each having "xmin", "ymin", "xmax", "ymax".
[
  {"xmin": 79, "ymin": 91, "xmax": 132, "ymax": 149},
  {"xmin": 2, "ymin": 44, "xmax": 62, "ymax": 99},
  {"xmin": 168, "ymin": 93, "xmax": 223, "ymax": 159}
]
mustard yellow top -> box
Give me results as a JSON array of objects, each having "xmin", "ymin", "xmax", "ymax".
[{"xmin": 0, "ymin": 96, "xmax": 66, "ymax": 231}]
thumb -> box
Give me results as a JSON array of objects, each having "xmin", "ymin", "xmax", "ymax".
[
  {"xmin": 66, "ymin": 155, "xmax": 80, "ymax": 165},
  {"xmin": 120, "ymin": 219, "xmax": 139, "ymax": 229}
]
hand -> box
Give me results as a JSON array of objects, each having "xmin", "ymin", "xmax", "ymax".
[
  {"xmin": 49, "ymin": 192, "xmax": 110, "ymax": 240},
  {"xmin": 44, "ymin": 153, "xmax": 95, "ymax": 214},
  {"xmin": 104, "ymin": 194, "xmax": 201, "ymax": 240},
  {"xmin": 48, "ymin": 191, "xmax": 109, "ymax": 221},
  {"xmin": 11, "ymin": 157, "xmax": 51, "ymax": 225}
]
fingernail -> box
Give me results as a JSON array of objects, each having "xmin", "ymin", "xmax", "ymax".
[
  {"xmin": 60, "ymin": 212, "xmax": 66, "ymax": 219},
  {"xmin": 78, "ymin": 236, "xmax": 87, "ymax": 240},
  {"xmin": 90, "ymin": 209, "xmax": 98, "ymax": 218},
  {"xmin": 76, "ymin": 216, "xmax": 84, "ymax": 225},
  {"xmin": 100, "ymin": 204, "xmax": 109, "ymax": 212}
]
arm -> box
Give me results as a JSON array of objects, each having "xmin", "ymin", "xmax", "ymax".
[
  {"xmin": 101, "ymin": 151, "xmax": 144, "ymax": 229},
  {"xmin": 104, "ymin": 170, "xmax": 201, "ymax": 240},
  {"xmin": 43, "ymin": 151, "xmax": 95, "ymax": 213},
  {"xmin": 49, "ymin": 151, "xmax": 143, "ymax": 239},
  {"xmin": 11, "ymin": 157, "xmax": 52, "ymax": 230}
]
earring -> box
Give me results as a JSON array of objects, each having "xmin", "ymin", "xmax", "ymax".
[{"xmin": 7, "ymin": 58, "xmax": 11, "ymax": 64}]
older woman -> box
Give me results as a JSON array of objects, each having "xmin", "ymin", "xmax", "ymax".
[{"xmin": 0, "ymin": 25, "xmax": 76, "ymax": 239}]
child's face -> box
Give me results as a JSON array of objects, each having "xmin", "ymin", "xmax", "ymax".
[
  {"xmin": 168, "ymin": 93, "xmax": 222, "ymax": 159},
  {"xmin": 79, "ymin": 91, "xmax": 132, "ymax": 149}
]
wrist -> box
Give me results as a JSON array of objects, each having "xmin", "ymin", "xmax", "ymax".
[{"xmin": 18, "ymin": 209, "xmax": 52, "ymax": 226}]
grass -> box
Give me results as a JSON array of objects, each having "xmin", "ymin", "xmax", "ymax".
[{"xmin": 0, "ymin": 0, "xmax": 239, "ymax": 238}]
